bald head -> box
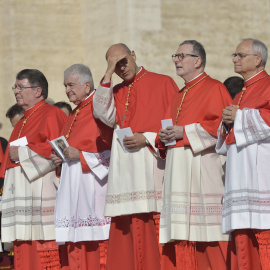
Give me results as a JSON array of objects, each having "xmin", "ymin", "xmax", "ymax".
[
  {"xmin": 106, "ymin": 43, "xmax": 131, "ymax": 60},
  {"xmin": 105, "ymin": 43, "xmax": 140, "ymax": 82}
]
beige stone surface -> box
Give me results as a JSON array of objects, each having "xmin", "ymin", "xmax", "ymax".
[{"xmin": 0, "ymin": 0, "xmax": 270, "ymax": 139}]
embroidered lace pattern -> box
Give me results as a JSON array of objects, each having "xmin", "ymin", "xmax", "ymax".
[
  {"xmin": 106, "ymin": 190, "xmax": 162, "ymax": 204},
  {"xmin": 242, "ymin": 109, "xmax": 270, "ymax": 144},
  {"xmin": 161, "ymin": 203, "xmax": 222, "ymax": 218},
  {"xmin": 195, "ymin": 124, "xmax": 217, "ymax": 149},
  {"xmin": 223, "ymin": 189, "xmax": 270, "ymax": 217},
  {"xmin": 95, "ymin": 94, "xmax": 110, "ymax": 106},
  {"xmin": 55, "ymin": 216, "xmax": 111, "ymax": 228},
  {"xmin": 94, "ymin": 151, "xmax": 110, "ymax": 169},
  {"xmin": 2, "ymin": 206, "xmax": 55, "ymax": 218},
  {"xmin": 160, "ymin": 192, "xmax": 223, "ymax": 227}
]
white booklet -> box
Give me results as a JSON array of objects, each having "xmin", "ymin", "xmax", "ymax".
[
  {"xmin": 161, "ymin": 119, "xmax": 176, "ymax": 146},
  {"xmin": 48, "ymin": 136, "xmax": 69, "ymax": 161},
  {"xmin": 115, "ymin": 127, "xmax": 134, "ymax": 152},
  {"xmin": 10, "ymin": 136, "xmax": 28, "ymax": 163},
  {"xmin": 10, "ymin": 136, "xmax": 28, "ymax": 147}
]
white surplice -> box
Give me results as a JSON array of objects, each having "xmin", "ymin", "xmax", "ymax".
[
  {"xmin": 1, "ymin": 146, "xmax": 57, "ymax": 242},
  {"xmin": 93, "ymin": 83, "xmax": 165, "ymax": 216},
  {"xmin": 54, "ymin": 150, "xmax": 111, "ymax": 242},
  {"xmin": 159, "ymin": 123, "xmax": 229, "ymax": 243},
  {"xmin": 216, "ymin": 108, "xmax": 270, "ymax": 234}
]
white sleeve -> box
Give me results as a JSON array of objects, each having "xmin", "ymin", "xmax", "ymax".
[
  {"xmin": 215, "ymin": 122, "xmax": 228, "ymax": 155},
  {"xmin": 18, "ymin": 146, "xmax": 55, "ymax": 182},
  {"xmin": 234, "ymin": 108, "xmax": 270, "ymax": 147},
  {"xmin": 143, "ymin": 132, "xmax": 161, "ymax": 158},
  {"xmin": 185, "ymin": 123, "xmax": 217, "ymax": 154},
  {"xmin": 82, "ymin": 150, "xmax": 110, "ymax": 180},
  {"xmin": 93, "ymin": 82, "xmax": 116, "ymax": 128}
]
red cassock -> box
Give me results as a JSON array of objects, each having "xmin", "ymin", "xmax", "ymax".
[
  {"xmin": 0, "ymin": 100, "xmax": 66, "ymax": 177},
  {"xmin": 156, "ymin": 73, "xmax": 236, "ymax": 270},
  {"xmin": 102, "ymin": 67, "xmax": 179, "ymax": 270},
  {"xmin": 58, "ymin": 94, "xmax": 113, "ymax": 270},
  {"xmin": 113, "ymin": 67, "xmax": 179, "ymax": 132},
  {"xmin": 156, "ymin": 73, "xmax": 232, "ymax": 154},
  {"xmin": 0, "ymin": 100, "xmax": 67, "ymax": 270}
]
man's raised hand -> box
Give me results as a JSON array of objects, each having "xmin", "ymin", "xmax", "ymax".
[{"xmin": 104, "ymin": 54, "xmax": 127, "ymax": 82}]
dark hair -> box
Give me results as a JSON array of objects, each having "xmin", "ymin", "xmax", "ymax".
[
  {"xmin": 16, "ymin": 69, "xmax": 48, "ymax": 99},
  {"xmin": 54, "ymin": 101, "xmax": 72, "ymax": 114},
  {"xmin": 223, "ymin": 76, "xmax": 244, "ymax": 99},
  {"xmin": 6, "ymin": 104, "xmax": 24, "ymax": 119},
  {"xmin": 179, "ymin": 40, "xmax": 206, "ymax": 68}
]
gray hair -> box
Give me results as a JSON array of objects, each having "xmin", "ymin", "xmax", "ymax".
[
  {"xmin": 179, "ymin": 40, "xmax": 206, "ymax": 68},
  {"xmin": 64, "ymin": 64, "xmax": 94, "ymax": 91},
  {"xmin": 242, "ymin": 38, "xmax": 268, "ymax": 66}
]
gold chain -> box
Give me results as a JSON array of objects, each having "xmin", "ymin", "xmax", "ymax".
[
  {"xmin": 65, "ymin": 100, "xmax": 92, "ymax": 139},
  {"xmin": 121, "ymin": 71, "xmax": 147, "ymax": 126},
  {"xmin": 175, "ymin": 75, "xmax": 209, "ymax": 124},
  {"xmin": 17, "ymin": 103, "xmax": 45, "ymax": 139},
  {"xmin": 236, "ymin": 75, "xmax": 269, "ymax": 108}
]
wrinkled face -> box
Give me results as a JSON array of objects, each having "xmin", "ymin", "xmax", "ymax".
[
  {"xmin": 14, "ymin": 78, "xmax": 39, "ymax": 110},
  {"xmin": 173, "ymin": 44, "xmax": 200, "ymax": 81},
  {"xmin": 232, "ymin": 40, "xmax": 259, "ymax": 78},
  {"xmin": 10, "ymin": 114, "xmax": 23, "ymax": 127},
  {"xmin": 64, "ymin": 73, "xmax": 90, "ymax": 105},
  {"xmin": 106, "ymin": 45, "xmax": 140, "ymax": 82}
]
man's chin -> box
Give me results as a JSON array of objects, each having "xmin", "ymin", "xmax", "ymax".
[
  {"xmin": 176, "ymin": 71, "xmax": 184, "ymax": 77},
  {"xmin": 16, "ymin": 100, "xmax": 23, "ymax": 106},
  {"xmin": 68, "ymin": 97, "xmax": 76, "ymax": 103},
  {"xmin": 122, "ymin": 74, "xmax": 135, "ymax": 83}
]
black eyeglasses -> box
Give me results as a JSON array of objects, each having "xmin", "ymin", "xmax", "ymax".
[
  {"xmin": 172, "ymin": 53, "xmax": 199, "ymax": 61},
  {"xmin": 231, "ymin": 53, "xmax": 257, "ymax": 60},
  {"xmin": 12, "ymin": 85, "xmax": 40, "ymax": 91}
]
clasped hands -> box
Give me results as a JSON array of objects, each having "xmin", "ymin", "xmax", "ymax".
[
  {"xmin": 222, "ymin": 105, "xmax": 238, "ymax": 126},
  {"xmin": 51, "ymin": 146, "xmax": 80, "ymax": 167},
  {"xmin": 159, "ymin": 126, "xmax": 183, "ymax": 144}
]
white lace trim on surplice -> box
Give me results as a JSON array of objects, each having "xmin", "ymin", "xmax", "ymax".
[
  {"xmin": 55, "ymin": 216, "xmax": 111, "ymax": 228},
  {"xmin": 222, "ymin": 188, "xmax": 270, "ymax": 217},
  {"xmin": 106, "ymin": 190, "xmax": 162, "ymax": 204},
  {"xmin": 160, "ymin": 192, "xmax": 223, "ymax": 227}
]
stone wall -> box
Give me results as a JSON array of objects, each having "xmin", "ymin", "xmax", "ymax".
[{"xmin": 0, "ymin": 0, "xmax": 269, "ymax": 139}]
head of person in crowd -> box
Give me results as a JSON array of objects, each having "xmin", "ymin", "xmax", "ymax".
[
  {"xmin": 223, "ymin": 76, "xmax": 244, "ymax": 99},
  {"xmin": 172, "ymin": 40, "xmax": 206, "ymax": 82},
  {"xmin": 54, "ymin": 101, "xmax": 72, "ymax": 116},
  {"xmin": 232, "ymin": 38, "xmax": 267, "ymax": 80},
  {"xmin": 6, "ymin": 104, "xmax": 24, "ymax": 127},
  {"xmin": 12, "ymin": 69, "xmax": 48, "ymax": 110},
  {"xmin": 105, "ymin": 43, "xmax": 140, "ymax": 82},
  {"xmin": 64, "ymin": 64, "xmax": 94, "ymax": 106}
]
